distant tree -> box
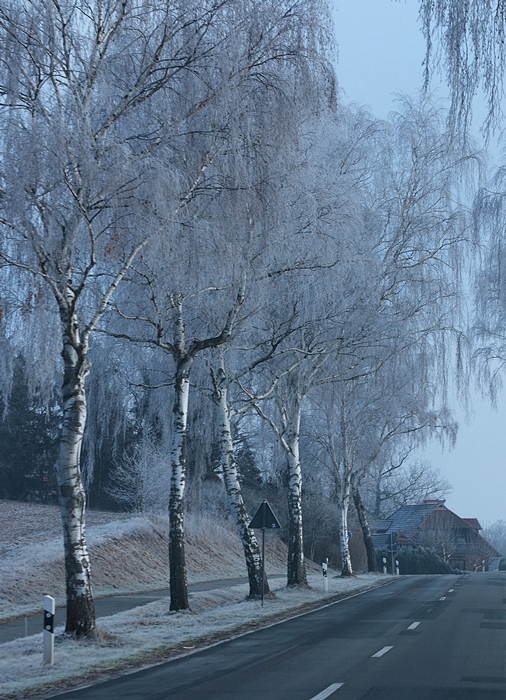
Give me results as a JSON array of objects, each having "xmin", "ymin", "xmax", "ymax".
[
  {"xmin": 301, "ymin": 472, "xmax": 339, "ymax": 565},
  {"xmin": 367, "ymin": 458, "xmax": 453, "ymax": 519},
  {"xmin": 416, "ymin": 509, "xmax": 461, "ymax": 564},
  {"xmin": 0, "ymin": 357, "xmax": 59, "ymax": 502},
  {"xmin": 482, "ymin": 520, "xmax": 506, "ymax": 557}
]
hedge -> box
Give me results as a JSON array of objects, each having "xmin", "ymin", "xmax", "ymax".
[{"xmin": 376, "ymin": 545, "xmax": 458, "ymax": 575}]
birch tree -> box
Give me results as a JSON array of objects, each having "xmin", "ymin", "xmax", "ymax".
[
  {"xmin": 106, "ymin": 266, "xmax": 245, "ymax": 610},
  {"xmin": 0, "ymin": 0, "xmax": 253, "ymax": 636},
  {"xmin": 210, "ymin": 350, "xmax": 270, "ymax": 599},
  {"xmin": 420, "ymin": 0, "xmax": 506, "ymax": 133},
  {"xmin": 307, "ymin": 361, "xmax": 384, "ymax": 577},
  {"xmin": 233, "ymin": 106, "xmax": 386, "ymax": 585},
  {"xmin": 244, "ymin": 352, "xmax": 323, "ymax": 586},
  {"xmin": 97, "ymin": 0, "xmax": 336, "ymax": 606},
  {"xmin": 473, "ymin": 168, "xmax": 506, "ymax": 404},
  {"xmin": 299, "ymin": 95, "xmax": 471, "ymax": 576}
]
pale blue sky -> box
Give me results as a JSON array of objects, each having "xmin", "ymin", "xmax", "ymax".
[{"xmin": 332, "ymin": 0, "xmax": 506, "ymax": 525}]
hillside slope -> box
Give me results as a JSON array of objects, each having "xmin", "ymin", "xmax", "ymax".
[{"xmin": 0, "ymin": 500, "xmax": 299, "ymax": 621}]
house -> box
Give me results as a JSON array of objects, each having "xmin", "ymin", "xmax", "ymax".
[{"xmin": 372, "ymin": 499, "xmax": 501, "ymax": 571}]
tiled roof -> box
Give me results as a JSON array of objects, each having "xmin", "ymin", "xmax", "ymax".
[
  {"xmin": 461, "ymin": 518, "xmax": 482, "ymax": 531},
  {"xmin": 370, "ymin": 520, "xmax": 392, "ymax": 533},
  {"xmin": 384, "ymin": 503, "xmax": 440, "ymax": 539},
  {"xmin": 372, "ymin": 533, "xmax": 387, "ymax": 549}
]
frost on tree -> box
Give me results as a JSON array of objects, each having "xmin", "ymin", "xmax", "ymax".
[
  {"xmin": 420, "ymin": 0, "xmax": 506, "ymax": 133},
  {"xmin": 96, "ymin": 0, "xmax": 336, "ymax": 602},
  {"xmin": 0, "ymin": 0, "xmax": 248, "ymax": 635}
]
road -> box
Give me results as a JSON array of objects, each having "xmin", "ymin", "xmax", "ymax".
[
  {"xmin": 0, "ymin": 576, "xmax": 284, "ymax": 645},
  {"xmin": 50, "ymin": 572, "xmax": 506, "ymax": 700}
]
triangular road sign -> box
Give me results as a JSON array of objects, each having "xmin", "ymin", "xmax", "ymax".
[{"xmin": 249, "ymin": 499, "xmax": 281, "ymax": 529}]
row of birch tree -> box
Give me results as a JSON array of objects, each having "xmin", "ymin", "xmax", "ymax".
[{"xmin": 0, "ymin": 0, "xmax": 477, "ymax": 638}]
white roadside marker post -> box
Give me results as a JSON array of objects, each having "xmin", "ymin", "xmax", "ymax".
[
  {"xmin": 43, "ymin": 595, "xmax": 55, "ymax": 665},
  {"xmin": 382, "ymin": 557, "xmax": 387, "ymax": 575},
  {"xmin": 322, "ymin": 559, "xmax": 328, "ymax": 593},
  {"xmin": 395, "ymin": 559, "xmax": 400, "ymax": 576}
]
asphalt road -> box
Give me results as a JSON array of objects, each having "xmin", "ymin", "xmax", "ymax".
[
  {"xmin": 0, "ymin": 576, "xmax": 284, "ymax": 644},
  {"xmin": 49, "ymin": 572, "xmax": 506, "ymax": 700}
]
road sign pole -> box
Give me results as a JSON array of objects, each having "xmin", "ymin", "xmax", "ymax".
[
  {"xmin": 249, "ymin": 499, "xmax": 281, "ymax": 607},
  {"xmin": 43, "ymin": 595, "xmax": 55, "ymax": 665},
  {"xmin": 261, "ymin": 527, "xmax": 265, "ymax": 607}
]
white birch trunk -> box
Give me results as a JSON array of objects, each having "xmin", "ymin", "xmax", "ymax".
[
  {"xmin": 338, "ymin": 404, "xmax": 353, "ymax": 577},
  {"xmin": 166, "ymin": 291, "xmax": 243, "ymax": 611},
  {"xmin": 285, "ymin": 401, "xmax": 307, "ymax": 587},
  {"xmin": 213, "ymin": 360, "xmax": 268, "ymax": 598},
  {"xmin": 337, "ymin": 479, "xmax": 353, "ymax": 576},
  {"xmin": 169, "ymin": 358, "xmax": 192, "ymax": 611},
  {"xmin": 57, "ymin": 309, "xmax": 96, "ymax": 637}
]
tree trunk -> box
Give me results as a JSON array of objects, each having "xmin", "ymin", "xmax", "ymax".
[
  {"xmin": 337, "ymin": 479, "xmax": 353, "ymax": 577},
  {"xmin": 169, "ymin": 358, "xmax": 192, "ymax": 611},
  {"xmin": 353, "ymin": 484, "xmax": 377, "ymax": 573},
  {"xmin": 337, "ymin": 401, "xmax": 353, "ymax": 577},
  {"xmin": 374, "ymin": 472, "xmax": 383, "ymax": 518},
  {"xmin": 57, "ymin": 323, "xmax": 96, "ymax": 637},
  {"xmin": 286, "ymin": 408, "xmax": 307, "ymax": 586},
  {"xmin": 214, "ymin": 363, "xmax": 268, "ymax": 598}
]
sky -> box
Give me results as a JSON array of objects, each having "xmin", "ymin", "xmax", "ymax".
[{"xmin": 332, "ymin": 0, "xmax": 506, "ymax": 526}]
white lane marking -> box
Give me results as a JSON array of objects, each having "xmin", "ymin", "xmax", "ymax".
[
  {"xmin": 407, "ymin": 621, "xmax": 421, "ymax": 630},
  {"xmin": 372, "ymin": 646, "xmax": 393, "ymax": 658},
  {"xmin": 309, "ymin": 683, "xmax": 344, "ymax": 700},
  {"xmin": 439, "ymin": 596, "xmax": 447, "ymax": 601},
  {"xmin": 448, "ymin": 589, "xmax": 454, "ymax": 592}
]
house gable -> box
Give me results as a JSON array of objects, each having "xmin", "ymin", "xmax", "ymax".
[{"xmin": 371, "ymin": 500, "xmax": 501, "ymax": 571}]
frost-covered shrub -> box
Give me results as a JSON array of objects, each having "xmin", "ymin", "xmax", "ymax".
[
  {"xmin": 198, "ymin": 480, "xmax": 233, "ymax": 522},
  {"xmin": 106, "ymin": 443, "xmax": 170, "ymax": 513}
]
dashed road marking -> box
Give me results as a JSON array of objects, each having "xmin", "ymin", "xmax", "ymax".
[
  {"xmin": 407, "ymin": 621, "xmax": 421, "ymax": 630},
  {"xmin": 448, "ymin": 589, "xmax": 455, "ymax": 593},
  {"xmin": 372, "ymin": 646, "xmax": 393, "ymax": 658},
  {"xmin": 439, "ymin": 596, "xmax": 447, "ymax": 601},
  {"xmin": 309, "ymin": 683, "xmax": 344, "ymax": 699}
]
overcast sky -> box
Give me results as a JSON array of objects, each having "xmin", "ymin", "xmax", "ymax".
[{"xmin": 332, "ymin": 0, "xmax": 506, "ymax": 526}]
